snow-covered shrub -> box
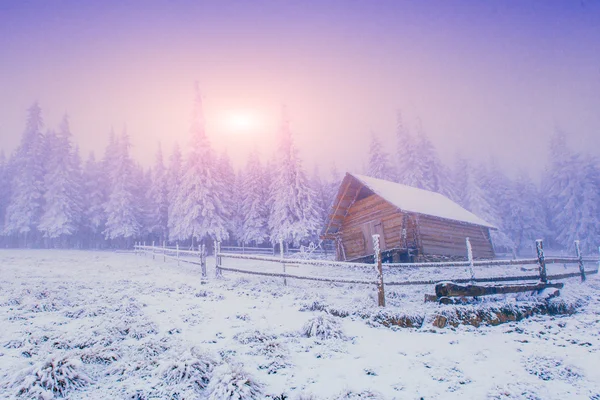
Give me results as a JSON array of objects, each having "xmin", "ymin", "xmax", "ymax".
[
  {"xmin": 135, "ymin": 338, "xmax": 170, "ymax": 360},
  {"xmin": 332, "ymin": 389, "xmax": 385, "ymax": 399},
  {"xmin": 234, "ymin": 330, "xmax": 276, "ymax": 345},
  {"xmin": 207, "ymin": 364, "xmax": 263, "ymax": 400},
  {"xmin": 13, "ymin": 354, "xmax": 90, "ymax": 398},
  {"xmin": 80, "ymin": 347, "xmax": 119, "ymax": 365},
  {"xmin": 158, "ymin": 349, "xmax": 216, "ymax": 392},
  {"xmin": 256, "ymin": 340, "xmax": 290, "ymax": 374},
  {"xmin": 301, "ymin": 314, "xmax": 345, "ymax": 340},
  {"xmin": 524, "ymin": 356, "xmax": 582, "ymax": 383},
  {"xmin": 299, "ymin": 300, "xmax": 327, "ymax": 312}
]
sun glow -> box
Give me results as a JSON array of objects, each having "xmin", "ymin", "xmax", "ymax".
[{"xmin": 225, "ymin": 112, "xmax": 259, "ymax": 133}]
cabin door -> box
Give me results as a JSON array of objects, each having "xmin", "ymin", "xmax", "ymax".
[{"xmin": 362, "ymin": 220, "xmax": 385, "ymax": 254}]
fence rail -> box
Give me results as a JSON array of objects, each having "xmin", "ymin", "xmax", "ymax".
[{"xmin": 134, "ymin": 238, "xmax": 599, "ymax": 307}]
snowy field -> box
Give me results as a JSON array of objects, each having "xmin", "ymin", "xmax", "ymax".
[{"xmin": 0, "ymin": 250, "xmax": 599, "ymax": 399}]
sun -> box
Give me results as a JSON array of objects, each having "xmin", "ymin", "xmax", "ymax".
[{"xmin": 226, "ymin": 112, "xmax": 257, "ymax": 133}]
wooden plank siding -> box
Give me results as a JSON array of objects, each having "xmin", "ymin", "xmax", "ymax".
[
  {"xmin": 337, "ymin": 194, "xmax": 494, "ymax": 260},
  {"xmin": 339, "ymin": 194, "xmax": 416, "ymax": 260},
  {"xmin": 417, "ymin": 214, "xmax": 494, "ymax": 258}
]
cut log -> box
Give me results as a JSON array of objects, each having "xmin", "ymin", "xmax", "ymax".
[{"xmin": 435, "ymin": 281, "xmax": 564, "ymax": 298}]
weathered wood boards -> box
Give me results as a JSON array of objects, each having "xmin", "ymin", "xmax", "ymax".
[
  {"xmin": 435, "ymin": 281, "xmax": 564, "ymax": 298},
  {"xmin": 323, "ymin": 173, "xmax": 496, "ymax": 262}
]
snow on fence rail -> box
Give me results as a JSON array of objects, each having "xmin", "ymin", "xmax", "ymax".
[{"xmin": 134, "ymin": 238, "xmax": 599, "ymax": 307}]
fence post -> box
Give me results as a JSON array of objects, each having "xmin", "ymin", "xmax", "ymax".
[
  {"xmin": 373, "ymin": 234, "xmax": 385, "ymax": 307},
  {"xmin": 535, "ymin": 239, "xmax": 547, "ymax": 283},
  {"xmin": 200, "ymin": 244, "xmax": 207, "ymax": 278},
  {"xmin": 163, "ymin": 241, "xmax": 166, "ymax": 262},
  {"xmin": 280, "ymin": 239, "xmax": 286, "ymax": 286},
  {"xmin": 215, "ymin": 241, "xmax": 222, "ymax": 277},
  {"xmin": 466, "ymin": 237, "xmax": 475, "ymax": 282},
  {"xmin": 574, "ymin": 240, "xmax": 586, "ymax": 282},
  {"xmin": 176, "ymin": 243, "xmax": 180, "ymax": 266}
]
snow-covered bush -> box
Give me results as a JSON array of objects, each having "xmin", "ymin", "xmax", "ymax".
[
  {"xmin": 158, "ymin": 349, "xmax": 216, "ymax": 392},
  {"xmin": 13, "ymin": 354, "xmax": 90, "ymax": 398},
  {"xmin": 234, "ymin": 329, "xmax": 276, "ymax": 345},
  {"xmin": 333, "ymin": 389, "xmax": 385, "ymax": 399},
  {"xmin": 299, "ymin": 300, "xmax": 327, "ymax": 312},
  {"xmin": 301, "ymin": 314, "xmax": 345, "ymax": 340},
  {"xmin": 524, "ymin": 356, "xmax": 582, "ymax": 383},
  {"xmin": 80, "ymin": 346, "xmax": 119, "ymax": 365},
  {"xmin": 207, "ymin": 364, "xmax": 264, "ymax": 400}
]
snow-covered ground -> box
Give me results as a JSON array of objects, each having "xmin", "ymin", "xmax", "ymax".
[{"xmin": 0, "ymin": 250, "xmax": 599, "ymax": 399}]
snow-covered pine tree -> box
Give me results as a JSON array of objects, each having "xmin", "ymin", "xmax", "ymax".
[
  {"xmin": 38, "ymin": 116, "xmax": 84, "ymax": 244},
  {"xmin": 101, "ymin": 128, "xmax": 119, "ymax": 195},
  {"xmin": 3, "ymin": 103, "xmax": 47, "ymax": 245},
  {"xmin": 552, "ymin": 153, "xmax": 600, "ymax": 253},
  {"xmin": 400, "ymin": 117, "xmax": 424, "ymax": 188},
  {"xmin": 170, "ymin": 83, "xmax": 229, "ymax": 244},
  {"xmin": 0, "ymin": 151, "xmax": 9, "ymax": 237},
  {"xmin": 542, "ymin": 130, "xmax": 581, "ymax": 250},
  {"xmin": 414, "ymin": 124, "xmax": 456, "ymax": 199},
  {"xmin": 394, "ymin": 111, "xmax": 413, "ymax": 185},
  {"xmin": 268, "ymin": 106, "xmax": 320, "ymax": 246},
  {"xmin": 240, "ymin": 150, "xmax": 268, "ymax": 245},
  {"xmin": 103, "ymin": 131, "xmax": 141, "ymax": 245},
  {"xmin": 82, "ymin": 152, "xmax": 106, "ymax": 247},
  {"xmin": 574, "ymin": 155, "xmax": 600, "ymax": 253},
  {"xmin": 232, "ymin": 169, "xmax": 246, "ymax": 243},
  {"xmin": 148, "ymin": 144, "xmax": 169, "ymax": 243},
  {"xmin": 507, "ymin": 170, "xmax": 548, "ymax": 255},
  {"xmin": 217, "ymin": 151, "xmax": 237, "ymax": 243},
  {"xmin": 167, "ymin": 143, "xmax": 183, "ymax": 242},
  {"xmin": 458, "ymin": 158, "xmax": 514, "ymax": 252},
  {"xmin": 311, "ymin": 166, "xmax": 330, "ymax": 230},
  {"xmin": 132, "ymin": 163, "xmax": 153, "ymax": 240},
  {"xmin": 367, "ymin": 132, "xmax": 395, "ymax": 181}
]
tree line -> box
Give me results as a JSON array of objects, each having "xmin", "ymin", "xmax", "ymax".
[
  {"xmin": 0, "ymin": 85, "xmax": 334, "ymax": 250},
  {"xmin": 367, "ymin": 113, "xmax": 600, "ymax": 255},
  {"xmin": 0, "ymin": 85, "xmax": 597, "ymax": 254}
]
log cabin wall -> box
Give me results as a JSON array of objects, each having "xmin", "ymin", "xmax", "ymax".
[
  {"xmin": 338, "ymin": 194, "xmax": 416, "ymax": 260},
  {"xmin": 417, "ymin": 214, "xmax": 494, "ymax": 258}
]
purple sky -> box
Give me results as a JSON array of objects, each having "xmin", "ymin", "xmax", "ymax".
[{"xmin": 1, "ymin": 1, "xmax": 599, "ymax": 178}]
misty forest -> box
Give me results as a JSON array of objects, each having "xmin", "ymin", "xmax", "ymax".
[
  {"xmin": 0, "ymin": 84, "xmax": 597, "ymax": 255},
  {"xmin": 3, "ymin": 2, "xmax": 600, "ymax": 399}
]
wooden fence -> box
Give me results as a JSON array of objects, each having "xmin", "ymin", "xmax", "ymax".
[{"xmin": 134, "ymin": 238, "xmax": 599, "ymax": 307}]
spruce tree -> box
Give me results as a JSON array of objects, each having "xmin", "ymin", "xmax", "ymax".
[
  {"xmin": 39, "ymin": 116, "xmax": 84, "ymax": 243},
  {"xmin": 240, "ymin": 150, "xmax": 268, "ymax": 245},
  {"xmin": 149, "ymin": 144, "xmax": 169, "ymax": 243},
  {"xmin": 217, "ymin": 151, "xmax": 237, "ymax": 242},
  {"xmin": 4, "ymin": 103, "xmax": 46, "ymax": 244},
  {"xmin": 268, "ymin": 106, "xmax": 320, "ymax": 246},
  {"xmin": 508, "ymin": 170, "xmax": 548, "ymax": 255},
  {"xmin": 0, "ymin": 151, "xmax": 9, "ymax": 236},
  {"xmin": 170, "ymin": 83, "xmax": 229, "ymax": 244},
  {"xmin": 367, "ymin": 132, "xmax": 394, "ymax": 181},
  {"xmin": 82, "ymin": 152, "xmax": 106, "ymax": 247},
  {"xmin": 103, "ymin": 131, "xmax": 141, "ymax": 244},
  {"xmin": 167, "ymin": 143, "xmax": 183, "ymax": 242}
]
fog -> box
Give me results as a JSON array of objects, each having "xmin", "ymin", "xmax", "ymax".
[{"xmin": 1, "ymin": 1, "xmax": 599, "ymax": 177}]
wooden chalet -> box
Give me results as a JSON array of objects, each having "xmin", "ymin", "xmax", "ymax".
[{"xmin": 321, "ymin": 173, "xmax": 496, "ymax": 262}]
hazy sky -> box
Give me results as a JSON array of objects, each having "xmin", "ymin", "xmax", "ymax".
[{"xmin": 1, "ymin": 0, "xmax": 599, "ymax": 178}]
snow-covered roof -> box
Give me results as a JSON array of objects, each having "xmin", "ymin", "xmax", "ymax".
[{"xmin": 351, "ymin": 174, "xmax": 496, "ymax": 229}]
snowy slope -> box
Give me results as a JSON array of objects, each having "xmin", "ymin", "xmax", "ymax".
[{"xmin": 0, "ymin": 250, "xmax": 598, "ymax": 399}]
